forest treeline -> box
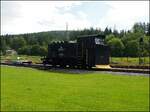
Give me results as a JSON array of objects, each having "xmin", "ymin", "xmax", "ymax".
[{"xmin": 0, "ymin": 22, "xmax": 150, "ymax": 57}]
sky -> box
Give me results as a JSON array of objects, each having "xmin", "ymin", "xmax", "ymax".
[{"xmin": 1, "ymin": 1, "xmax": 149, "ymax": 35}]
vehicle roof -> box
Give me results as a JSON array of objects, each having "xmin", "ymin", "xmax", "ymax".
[{"xmin": 77, "ymin": 34, "xmax": 105, "ymax": 39}]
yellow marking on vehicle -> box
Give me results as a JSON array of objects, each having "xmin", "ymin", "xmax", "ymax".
[{"xmin": 95, "ymin": 65, "xmax": 111, "ymax": 69}]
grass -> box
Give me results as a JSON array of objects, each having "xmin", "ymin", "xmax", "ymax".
[
  {"xmin": 1, "ymin": 65, "xmax": 149, "ymax": 111},
  {"xmin": 111, "ymin": 57, "xmax": 149, "ymax": 66}
]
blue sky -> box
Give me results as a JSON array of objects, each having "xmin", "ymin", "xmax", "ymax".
[
  {"xmin": 1, "ymin": 1, "xmax": 149, "ymax": 35},
  {"xmin": 58, "ymin": 2, "xmax": 110, "ymax": 25}
]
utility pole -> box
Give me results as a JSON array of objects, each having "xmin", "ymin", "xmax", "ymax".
[
  {"xmin": 66, "ymin": 22, "xmax": 69, "ymax": 41},
  {"xmin": 149, "ymin": 33, "xmax": 150, "ymax": 68},
  {"xmin": 113, "ymin": 24, "xmax": 116, "ymax": 31},
  {"xmin": 139, "ymin": 36, "xmax": 144, "ymax": 65}
]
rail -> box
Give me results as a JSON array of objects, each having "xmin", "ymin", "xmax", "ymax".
[{"xmin": 1, "ymin": 62, "xmax": 149, "ymax": 74}]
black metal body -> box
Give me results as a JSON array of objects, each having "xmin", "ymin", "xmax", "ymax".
[{"xmin": 43, "ymin": 34, "xmax": 110, "ymax": 68}]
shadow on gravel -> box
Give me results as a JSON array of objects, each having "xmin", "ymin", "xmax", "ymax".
[
  {"xmin": 35, "ymin": 67, "xmax": 150, "ymax": 76},
  {"xmin": 2, "ymin": 64, "xmax": 149, "ymax": 76}
]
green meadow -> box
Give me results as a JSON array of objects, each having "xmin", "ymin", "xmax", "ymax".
[
  {"xmin": 111, "ymin": 57, "xmax": 149, "ymax": 66},
  {"xmin": 1, "ymin": 65, "xmax": 149, "ymax": 111}
]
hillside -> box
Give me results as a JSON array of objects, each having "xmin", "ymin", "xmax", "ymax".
[{"xmin": 1, "ymin": 22, "xmax": 150, "ymax": 57}]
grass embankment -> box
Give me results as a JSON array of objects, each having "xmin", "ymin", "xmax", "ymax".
[
  {"xmin": 0, "ymin": 55, "xmax": 41, "ymax": 63},
  {"xmin": 1, "ymin": 66, "xmax": 149, "ymax": 111}
]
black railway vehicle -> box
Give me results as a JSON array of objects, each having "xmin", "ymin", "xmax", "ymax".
[{"xmin": 42, "ymin": 34, "xmax": 110, "ymax": 68}]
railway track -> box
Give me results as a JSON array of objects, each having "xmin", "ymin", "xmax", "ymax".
[
  {"xmin": 93, "ymin": 67, "xmax": 149, "ymax": 74},
  {"xmin": 1, "ymin": 62, "xmax": 150, "ymax": 74}
]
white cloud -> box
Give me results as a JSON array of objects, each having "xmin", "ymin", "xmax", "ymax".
[
  {"xmin": 1, "ymin": 1, "xmax": 91, "ymax": 35},
  {"xmin": 97, "ymin": 1, "xmax": 149, "ymax": 31},
  {"xmin": 1, "ymin": 1, "xmax": 149, "ymax": 35}
]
